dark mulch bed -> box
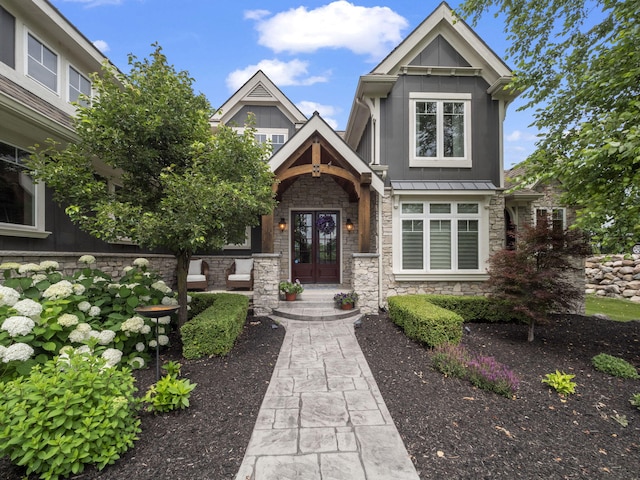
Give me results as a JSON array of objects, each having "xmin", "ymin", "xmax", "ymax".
[
  {"xmin": 356, "ymin": 314, "xmax": 640, "ymax": 479},
  {"xmin": 2, "ymin": 313, "xmax": 640, "ymax": 479}
]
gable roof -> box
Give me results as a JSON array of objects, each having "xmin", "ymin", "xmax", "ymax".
[
  {"xmin": 345, "ymin": 2, "xmax": 517, "ymax": 147},
  {"xmin": 210, "ymin": 70, "xmax": 307, "ymax": 129},
  {"xmin": 269, "ymin": 112, "xmax": 384, "ymax": 195}
]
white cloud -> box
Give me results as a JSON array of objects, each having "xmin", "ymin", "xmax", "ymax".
[
  {"xmin": 505, "ymin": 129, "xmax": 538, "ymax": 142},
  {"xmin": 226, "ymin": 59, "xmax": 329, "ymax": 91},
  {"xmin": 250, "ymin": 1, "xmax": 408, "ymax": 60},
  {"xmin": 92, "ymin": 40, "xmax": 110, "ymax": 53},
  {"xmin": 244, "ymin": 9, "xmax": 270, "ymax": 21},
  {"xmin": 296, "ymin": 101, "xmax": 340, "ymax": 129}
]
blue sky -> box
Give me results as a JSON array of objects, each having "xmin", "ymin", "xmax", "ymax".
[{"xmin": 50, "ymin": 0, "xmax": 539, "ymax": 168}]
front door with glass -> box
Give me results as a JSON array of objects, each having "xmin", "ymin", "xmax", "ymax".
[{"xmin": 291, "ymin": 211, "xmax": 340, "ymax": 284}]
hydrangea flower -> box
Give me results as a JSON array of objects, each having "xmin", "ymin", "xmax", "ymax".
[
  {"xmin": 0, "ymin": 285, "xmax": 20, "ymax": 307},
  {"xmin": 57, "ymin": 313, "xmax": 79, "ymax": 327},
  {"xmin": 12, "ymin": 299, "xmax": 43, "ymax": 318},
  {"xmin": 121, "ymin": 316, "xmax": 145, "ymax": 334},
  {"xmin": 2, "ymin": 343, "xmax": 34, "ymax": 362},
  {"xmin": 1, "ymin": 316, "xmax": 36, "ymax": 337},
  {"xmin": 78, "ymin": 255, "xmax": 96, "ymax": 265},
  {"xmin": 88, "ymin": 306, "xmax": 101, "ymax": 317},
  {"xmin": 122, "ymin": 266, "xmax": 134, "ymax": 273},
  {"xmin": 42, "ymin": 280, "xmax": 74, "ymax": 300},
  {"xmin": 77, "ymin": 301, "xmax": 91, "ymax": 312},
  {"xmin": 140, "ymin": 325, "xmax": 151, "ymax": 335},
  {"xmin": 129, "ymin": 356, "xmax": 145, "ymax": 369},
  {"xmin": 102, "ymin": 348, "xmax": 123, "ymax": 367},
  {"xmin": 75, "ymin": 345, "xmax": 92, "ymax": 355},
  {"xmin": 18, "ymin": 263, "xmax": 43, "ymax": 274},
  {"xmin": 135, "ymin": 342, "xmax": 145, "ymax": 352},
  {"xmin": 148, "ymin": 339, "xmax": 157, "ymax": 348},
  {"xmin": 68, "ymin": 329, "xmax": 89, "ymax": 343},
  {"xmin": 72, "ymin": 284, "xmax": 86, "ymax": 295},
  {"xmin": 31, "ymin": 274, "xmax": 47, "ymax": 283},
  {"xmin": 76, "ymin": 323, "xmax": 91, "ymax": 333},
  {"xmin": 133, "ymin": 257, "xmax": 149, "ymax": 268},
  {"xmin": 96, "ymin": 330, "xmax": 116, "ymax": 345},
  {"xmin": 151, "ymin": 281, "xmax": 171, "ymax": 294},
  {"xmin": 0, "ymin": 262, "xmax": 21, "ymax": 270},
  {"xmin": 39, "ymin": 260, "xmax": 59, "ymax": 271},
  {"xmin": 158, "ymin": 334, "xmax": 169, "ymax": 346},
  {"xmin": 161, "ymin": 296, "xmax": 178, "ymax": 306}
]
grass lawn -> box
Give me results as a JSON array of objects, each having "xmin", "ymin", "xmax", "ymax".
[{"xmin": 586, "ymin": 294, "xmax": 640, "ymax": 321}]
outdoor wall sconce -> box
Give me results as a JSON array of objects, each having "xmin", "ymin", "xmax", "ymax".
[
  {"xmin": 278, "ymin": 218, "xmax": 287, "ymax": 232},
  {"xmin": 345, "ymin": 219, "xmax": 354, "ymax": 233}
]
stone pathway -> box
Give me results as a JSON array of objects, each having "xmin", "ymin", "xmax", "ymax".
[{"xmin": 234, "ymin": 317, "xmax": 420, "ymax": 480}]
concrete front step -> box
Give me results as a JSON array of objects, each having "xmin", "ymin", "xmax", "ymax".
[{"xmin": 273, "ymin": 291, "xmax": 360, "ymax": 321}]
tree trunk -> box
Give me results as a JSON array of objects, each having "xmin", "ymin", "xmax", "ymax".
[
  {"xmin": 528, "ymin": 320, "xmax": 535, "ymax": 342},
  {"xmin": 175, "ymin": 251, "xmax": 191, "ymax": 328}
]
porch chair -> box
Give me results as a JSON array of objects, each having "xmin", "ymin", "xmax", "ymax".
[
  {"xmin": 225, "ymin": 258, "xmax": 254, "ymax": 290},
  {"xmin": 186, "ymin": 258, "xmax": 209, "ymax": 291}
]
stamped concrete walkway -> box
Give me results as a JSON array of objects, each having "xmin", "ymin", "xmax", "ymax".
[{"xmin": 234, "ymin": 314, "xmax": 420, "ymax": 480}]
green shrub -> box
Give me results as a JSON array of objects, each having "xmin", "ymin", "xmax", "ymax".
[
  {"xmin": 591, "ymin": 353, "xmax": 639, "ymax": 379},
  {"xmin": 142, "ymin": 362, "xmax": 196, "ymax": 413},
  {"xmin": 542, "ymin": 370, "xmax": 577, "ymax": 395},
  {"xmin": 0, "ymin": 352, "xmax": 140, "ymax": 479},
  {"xmin": 181, "ymin": 293, "xmax": 248, "ymax": 358},
  {"xmin": 421, "ymin": 294, "xmax": 526, "ymax": 323},
  {"xmin": 388, "ymin": 295, "xmax": 463, "ymax": 347},
  {"xmin": 630, "ymin": 393, "xmax": 640, "ymax": 411},
  {"xmin": 186, "ymin": 292, "xmax": 218, "ymax": 319}
]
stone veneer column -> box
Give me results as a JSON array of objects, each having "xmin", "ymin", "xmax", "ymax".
[
  {"xmin": 252, "ymin": 253, "xmax": 281, "ymax": 316},
  {"xmin": 352, "ymin": 253, "xmax": 379, "ymax": 315}
]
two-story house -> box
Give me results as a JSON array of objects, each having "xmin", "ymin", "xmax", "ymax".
[
  {"xmin": 214, "ymin": 2, "xmax": 518, "ymax": 313},
  {"xmin": 3, "ymin": 1, "xmax": 544, "ymax": 315}
]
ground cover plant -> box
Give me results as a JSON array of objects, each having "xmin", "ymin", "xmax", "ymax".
[{"xmin": 592, "ymin": 353, "xmax": 639, "ymax": 379}]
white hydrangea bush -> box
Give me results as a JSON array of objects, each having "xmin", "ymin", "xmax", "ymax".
[{"xmin": 0, "ymin": 256, "xmax": 180, "ymax": 380}]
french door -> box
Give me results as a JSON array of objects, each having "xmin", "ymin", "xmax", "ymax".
[{"xmin": 291, "ymin": 211, "xmax": 340, "ymax": 284}]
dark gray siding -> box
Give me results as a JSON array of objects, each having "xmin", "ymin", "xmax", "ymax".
[
  {"xmin": 356, "ymin": 120, "xmax": 373, "ymax": 163},
  {"xmin": 228, "ymin": 105, "xmax": 297, "ymax": 137},
  {"xmin": 379, "ymin": 74, "xmax": 501, "ymax": 186},
  {"xmin": 409, "ymin": 35, "xmax": 471, "ymax": 68}
]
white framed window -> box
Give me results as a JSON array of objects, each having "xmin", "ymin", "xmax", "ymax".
[
  {"xmin": 224, "ymin": 227, "xmax": 251, "ymax": 249},
  {"xmin": 395, "ymin": 198, "xmax": 487, "ymax": 278},
  {"xmin": 252, "ymin": 128, "xmax": 288, "ymax": 153},
  {"xmin": 68, "ymin": 66, "xmax": 91, "ymax": 106},
  {"xmin": 26, "ymin": 33, "xmax": 58, "ymax": 92},
  {"xmin": 536, "ymin": 207, "xmax": 565, "ymax": 232},
  {"xmin": 409, "ymin": 92, "xmax": 471, "ymax": 168},
  {"xmin": 0, "ymin": 140, "xmax": 48, "ymax": 238}
]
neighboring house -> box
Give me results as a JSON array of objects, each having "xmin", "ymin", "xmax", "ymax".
[{"xmin": 4, "ymin": 1, "xmax": 555, "ymax": 314}]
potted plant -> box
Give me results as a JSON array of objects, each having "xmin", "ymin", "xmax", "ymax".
[
  {"xmin": 333, "ymin": 291, "xmax": 359, "ymax": 309},
  {"xmin": 279, "ymin": 279, "xmax": 304, "ymax": 301}
]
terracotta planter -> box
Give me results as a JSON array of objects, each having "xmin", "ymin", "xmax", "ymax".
[
  {"xmin": 285, "ymin": 292, "xmax": 297, "ymax": 301},
  {"xmin": 341, "ymin": 303, "xmax": 354, "ymax": 310}
]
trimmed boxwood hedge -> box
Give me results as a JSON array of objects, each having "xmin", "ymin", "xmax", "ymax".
[
  {"xmin": 181, "ymin": 293, "xmax": 249, "ymax": 359},
  {"xmin": 388, "ymin": 295, "xmax": 464, "ymax": 347},
  {"xmin": 419, "ymin": 294, "xmax": 523, "ymax": 323},
  {"xmin": 187, "ymin": 292, "xmax": 219, "ymax": 320}
]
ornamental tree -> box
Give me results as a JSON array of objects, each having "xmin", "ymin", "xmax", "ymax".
[
  {"xmin": 487, "ymin": 220, "xmax": 590, "ymax": 342},
  {"xmin": 457, "ymin": 0, "xmax": 640, "ymax": 251},
  {"xmin": 28, "ymin": 45, "xmax": 276, "ymax": 327}
]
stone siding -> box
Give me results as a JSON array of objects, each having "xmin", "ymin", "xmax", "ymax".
[
  {"xmin": 585, "ymin": 255, "xmax": 640, "ymax": 303},
  {"xmin": 352, "ymin": 253, "xmax": 379, "ymax": 314},
  {"xmin": 252, "ymin": 254, "xmax": 281, "ymax": 315}
]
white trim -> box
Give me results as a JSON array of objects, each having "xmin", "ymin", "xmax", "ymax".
[
  {"xmin": 409, "ymin": 92, "xmax": 472, "ymax": 168},
  {"xmin": 25, "ymin": 30, "xmax": 59, "ymax": 95},
  {"xmin": 392, "ymin": 195, "xmax": 491, "ymax": 277}
]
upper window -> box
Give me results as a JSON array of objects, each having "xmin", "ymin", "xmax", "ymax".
[
  {"xmin": 410, "ymin": 93, "xmax": 471, "ymax": 168},
  {"xmin": 27, "ymin": 33, "xmax": 58, "ymax": 92},
  {"xmin": 0, "ymin": 6, "xmax": 15, "ymax": 68},
  {"xmin": 397, "ymin": 200, "xmax": 484, "ymax": 275},
  {"xmin": 69, "ymin": 66, "xmax": 91, "ymax": 106},
  {"xmin": 0, "ymin": 142, "xmax": 35, "ymax": 227},
  {"xmin": 253, "ymin": 129, "xmax": 288, "ymax": 153}
]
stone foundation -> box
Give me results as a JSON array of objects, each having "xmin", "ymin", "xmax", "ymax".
[
  {"xmin": 352, "ymin": 253, "xmax": 379, "ymax": 314},
  {"xmin": 252, "ymin": 254, "xmax": 281, "ymax": 315}
]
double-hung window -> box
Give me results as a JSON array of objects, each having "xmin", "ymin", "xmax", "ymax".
[
  {"xmin": 69, "ymin": 66, "xmax": 91, "ymax": 106},
  {"xmin": 536, "ymin": 207, "xmax": 565, "ymax": 233},
  {"xmin": 410, "ymin": 93, "xmax": 471, "ymax": 167},
  {"xmin": 399, "ymin": 200, "xmax": 483, "ymax": 275},
  {"xmin": 27, "ymin": 33, "xmax": 57, "ymax": 92}
]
